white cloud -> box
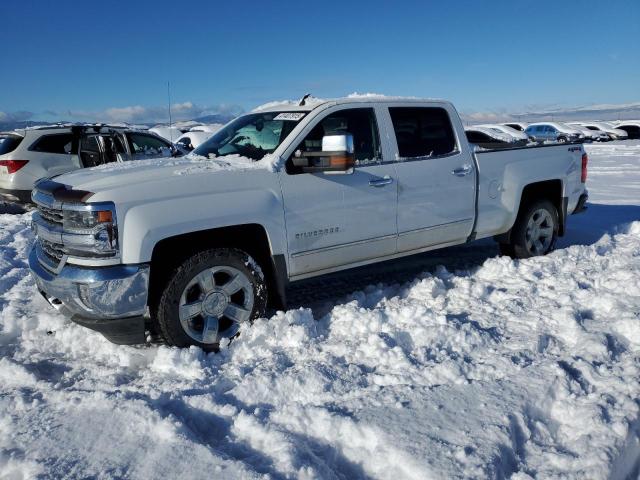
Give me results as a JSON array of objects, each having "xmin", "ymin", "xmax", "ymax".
[{"xmin": 68, "ymin": 102, "xmax": 243, "ymax": 124}]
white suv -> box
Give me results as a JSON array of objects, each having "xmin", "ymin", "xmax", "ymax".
[{"xmin": 0, "ymin": 125, "xmax": 181, "ymax": 203}]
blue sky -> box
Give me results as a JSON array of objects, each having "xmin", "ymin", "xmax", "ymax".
[{"xmin": 1, "ymin": 0, "xmax": 639, "ymax": 123}]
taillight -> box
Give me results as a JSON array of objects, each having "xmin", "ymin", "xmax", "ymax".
[
  {"xmin": 581, "ymin": 153, "xmax": 588, "ymax": 183},
  {"xmin": 0, "ymin": 160, "xmax": 29, "ymax": 174}
]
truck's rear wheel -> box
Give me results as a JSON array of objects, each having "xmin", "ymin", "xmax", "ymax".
[
  {"xmin": 156, "ymin": 248, "xmax": 268, "ymax": 350},
  {"xmin": 505, "ymin": 199, "xmax": 558, "ymax": 259}
]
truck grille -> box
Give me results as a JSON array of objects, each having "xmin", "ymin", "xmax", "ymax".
[
  {"xmin": 40, "ymin": 239, "xmax": 65, "ymax": 262},
  {"xmin": 33, "ymin": 192, "xmax": 66, "ymax": 270},
  {"xmin": 38, "ymin": 204, "xmax": 64, "ymax": 226}
]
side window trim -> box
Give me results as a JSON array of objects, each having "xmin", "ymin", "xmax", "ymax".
[
  {"xmin": 127, "ymin": 132, "xmax": 171, "ymax": 154},
  {"xmin": 28, "ymin": 133, "xmax": 76, "ymax": 154},
  {"xmin": 284, "ymin": 106, "xmax": 383, "ymax": 175}
]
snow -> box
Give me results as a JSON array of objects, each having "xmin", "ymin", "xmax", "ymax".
[
  {"xmin": 80, "ymin": 152, "xmax": 281, "ymax": 176},
  {"xmin": 148, "ymin": 126, "xmax": 185, "ymax": 143},
  {"xmin": 1, "ymin": 142, "xmax": 640, "ymax": 479},
  {"xmin": 252, "ymin": 97, "xmax": 327, "ymax": 112}
]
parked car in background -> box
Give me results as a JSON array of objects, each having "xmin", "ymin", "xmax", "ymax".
[
  {"xmin": 611, "ymin": 121, "xmax": 640, "ymax": 140},
  {"xmin": 568, "ymin": 124, "xmax": 609, "ymax": 142},
  {"xmin": 524, "ymin": 123, "xmax": 584, "ymax": 143},
  {"xmin": 465, "ymin": 126, "xmax": 528, "ymax": 149},
  {"xmin": 501, "ymin": 122, "xmax": 529, "ymax": 132},
  {"xmin": 0, "ymin": 125, "xmax": 182, "ymax": 204},
  {"xmin": 570, "ymin": 122, "xmax": 628, "ymax": 140},
  {"xmin": 476, "ymin": 124, "xmax": 530, "ymax": 142},
  {"xmin": 175, "ymin": 131, "xmax": 215, "ymax": 152}
]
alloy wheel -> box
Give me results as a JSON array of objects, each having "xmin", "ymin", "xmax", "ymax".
[{"xmin": 178, "ymin": 265, "xmax": 254, "ymax": 344}]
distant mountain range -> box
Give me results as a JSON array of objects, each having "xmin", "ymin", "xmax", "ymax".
[
  {"xmin": 0, "ymin": 113, "xmax": 236, "ymax": 133},
  {"xmin": 3, "ymin": 102, "xmax": 638, "ymax": 133}
]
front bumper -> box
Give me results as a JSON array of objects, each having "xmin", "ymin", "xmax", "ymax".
[{"xmin": 28, "ymin": 246, "xmax": 150, "ymax": 344}]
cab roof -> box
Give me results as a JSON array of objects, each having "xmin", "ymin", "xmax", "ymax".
[{"xmin": 252, "ymin": 95, "xmax": 451, "ymax": 113}]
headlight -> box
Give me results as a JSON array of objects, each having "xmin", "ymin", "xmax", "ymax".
[
  {"xmin": 63, "ymin": 209, "xmax": 113, "ymax": 233},
  {"xmin": 61, "ymin": 204, "xmax": 118, "ymax": 257}
]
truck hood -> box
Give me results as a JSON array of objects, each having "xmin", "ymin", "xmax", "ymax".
[{"xmin": 53, "ymin": 156, "xmax": 277, "ymax": 197}]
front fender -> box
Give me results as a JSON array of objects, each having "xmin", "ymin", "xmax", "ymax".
[{"xmin": 118, "ymin": 188, "xmax": 287, "ymax": 264}]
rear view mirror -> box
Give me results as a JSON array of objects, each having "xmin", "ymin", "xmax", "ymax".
[{"xmin": 292, "ymin": 134, "xmax": 355, "ymax": 174}]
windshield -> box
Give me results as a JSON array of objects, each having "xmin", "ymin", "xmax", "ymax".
[{"xmin": 192, "ymin": 111, "xmax": 306, "ymax": 161}]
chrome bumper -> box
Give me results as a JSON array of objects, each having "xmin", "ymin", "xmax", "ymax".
[{"xmin": 29, "ymin": 246, "xmax": 150, "ymax": 344}]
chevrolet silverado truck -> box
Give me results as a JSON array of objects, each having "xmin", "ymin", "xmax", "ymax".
[{"xmin": 28, "ymin": 97, "xmax": 589, "ymax": 348}]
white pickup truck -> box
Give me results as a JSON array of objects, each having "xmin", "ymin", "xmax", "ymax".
[{"xmin": 28, "ymin": 97, "xmax": 589, "ymax": 348}]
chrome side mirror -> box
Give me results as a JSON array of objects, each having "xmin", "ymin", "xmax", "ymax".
[{"xmin": 292, "ymin": 134, "xmax": 355, "ymax": 174}]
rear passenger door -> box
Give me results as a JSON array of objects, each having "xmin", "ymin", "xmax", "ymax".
[{"xmin": 386, "ymin": 106, "xmax": 476, "ymax": 253}]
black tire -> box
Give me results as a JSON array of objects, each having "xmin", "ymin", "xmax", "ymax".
[
  {"xmin": 498, "ymin": 243, "xmax": 515, "ymax": 257},
  {"xmin": 155, "ymin": 248, "xmax": 268, "ymax": 350},
  {"xmin": 506, "ymin": 199, "xmax": 559, "ymax": 259},
  {"xmin": 557, "ymin": 136, "xmax": 567, "ymax": 143}
]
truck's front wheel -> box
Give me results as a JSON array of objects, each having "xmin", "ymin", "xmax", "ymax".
[
  {"xmin": 503, "ymin": 199, "xmax": 558, "ymax": 259},
  {"xmin": 156, "ymin": 248, "xmax": 268, "ymax": 350}
]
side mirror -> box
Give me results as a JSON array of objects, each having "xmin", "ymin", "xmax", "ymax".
[{"xmin": 292, "ymin": 134, "xmax": 355, "ymax": 174}]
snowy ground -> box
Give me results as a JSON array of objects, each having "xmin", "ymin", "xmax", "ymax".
[{"xmin": 1, "ymin": 142, "xmax": 639, "ymax": 479}]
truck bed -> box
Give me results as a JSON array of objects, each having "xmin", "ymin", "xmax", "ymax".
[{"xmin": 473, "ymin": 142, "xmax": 585, "ymax": 240}]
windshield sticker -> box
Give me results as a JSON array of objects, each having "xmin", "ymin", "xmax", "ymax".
[{"xmin": 273, "ymin": 112, "xmax": 306, "ymax": 121}]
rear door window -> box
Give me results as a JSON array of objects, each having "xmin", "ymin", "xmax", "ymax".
[
  {"xmin": 388, "ymin": 107, "xmax": 457, "ymax": 158},
  {"xmin": 0, "ymin": 135, "xmax": 23, "ymax": 155},
  {"xmin": 30, "ymin": 133, "xmax": 74, "ymax": 154}
]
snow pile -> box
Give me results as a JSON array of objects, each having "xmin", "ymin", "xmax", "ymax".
[
  {"xmin": 0, "ymin": 143, "xmax": 639, "ymax": 479},
  {"xmin": 175, "ymin": 153, "xmax": 280, "ymax": 174},
  {"xmin": 84, "ymin": 152, "xmax": 280, "ymax": 176}
]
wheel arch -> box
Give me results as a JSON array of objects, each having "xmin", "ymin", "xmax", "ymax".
[
  {"xmin": 495, "ymin": 179, "xmax": 566, "ymax": 244},
  {"xmin": 148, "ymin": 224, "xmax": 288, "ymax": 314}
]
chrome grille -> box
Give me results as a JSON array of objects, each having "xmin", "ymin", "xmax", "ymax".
[
  {"xmin": 38, "ymin": 204, "xmax": 63, "ymax": 226},
  {"xmin": 40, "ymin": 239, "xmax": 65, "ymax": 262}
]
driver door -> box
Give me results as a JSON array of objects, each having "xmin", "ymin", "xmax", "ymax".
[{"xmin": 279, "ymin": 106, "xmax": 398, "ymax": 278}]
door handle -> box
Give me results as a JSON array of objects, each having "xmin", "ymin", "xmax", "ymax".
[
  {"xmin": 451, "ymin": 165, "xmax": 473, "ymax": 177},
  {"xmin": 369, "ymin": 176, "xmax": 394, "ymax": 187}
]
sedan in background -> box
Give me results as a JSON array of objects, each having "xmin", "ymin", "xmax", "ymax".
[
  {"xmin": 476, "ymin": 124, "xmax": 530, "ymax": 142},
  {"xmin": 567, "ymin": 124, "xmax": 609, "ymax": 142},
  {"xmin": 464, "ymin": 126, "xmax": 528, "ymax": 149},
  {"xmin": 570, "ymin": 122, "xmax": 628, "ymax": 140}
]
